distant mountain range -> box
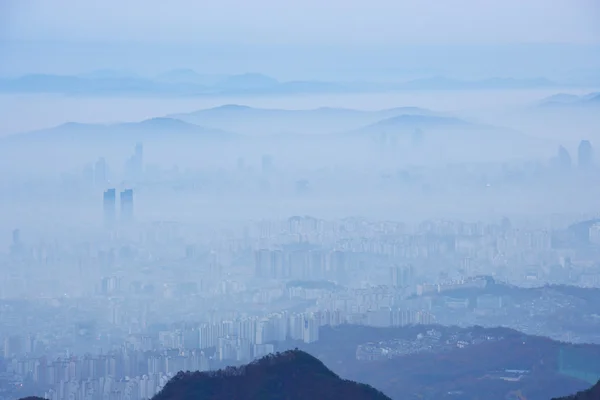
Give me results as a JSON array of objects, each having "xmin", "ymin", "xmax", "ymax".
[
  {"xmin": 399, "ymin": 76, "xmax": 557, "ymax": 91},
  {"xmin": 4, "ymin": 104, "xmax": 544, "ymax": 160},
  {"xmin": 3, "ymin": 117, "xmax": 235, "ymax": 144},
  {"xmin": 538, "ymin": 92, "xmax": 600, "ymax": 107},
  {"xmin": 168, "ymin": 104, "xmax": 442, "ymax": 135},
  {"xmin": 151, "ymin": 349, "xmax": 391, "ymax": 400},
  {"xmin": 355, "ymin": 114, "xmax": 474, "ymax": 133},
  {"xmin": 349, "ymin": 112, "xmax": 545, "ymax": 158},
  {"xmin": 0, "ymin": 70, "xmax": 562, "ymax": 97}
]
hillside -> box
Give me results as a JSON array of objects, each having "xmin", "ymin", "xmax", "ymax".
[
  {"xmin": 152, "ymin": 349, "xmax": 391, "ymax": 400},
  {"xmin": 553, "ymin": 381, "xmax": 600, "ymax": 400},
  {"xmin": 274, "ymin": 325, "xmax": 599, "ymax": 400}
]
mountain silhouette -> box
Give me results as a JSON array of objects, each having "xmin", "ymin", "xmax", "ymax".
[
  {"xmin": 538, "ymin": 92, "xmax": 600, "ymax": 107},
  {"xmin": 168, "ymin": 104, "xmax": 439, "ymax": 135},
  {"xmin": 360, "ymin": 114, "xmax": 472, "ymax": 132},
  {"xmin": 399, "ymin": 76, "xmax": 556, "ymax": 90},
  {"xmin": 5, "ymin": 118, "xmax": 235, "ymax": 143},
  {"xmin": 152, "ymin": 349, "xmax": 391, "ymax": 400}
]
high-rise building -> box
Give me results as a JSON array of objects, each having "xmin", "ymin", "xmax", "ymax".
[
  {"xmin": 578, "ymin": 140, "xmax": 593, "ymax": 169},
  {"xmin": 556, "ymin": 145, "xmax": 572, "ymax": 170},
  {"xmin": 135, "ymin": 142, "xmax": 143, "ymax": 162},
  {"xmin": 125, "ymin": 143, "xmax": 144, "ymax": 180},
  {"xmin": 390, "ymin": 265, "xmax": 414, "ymax": 288},
  {"xmin": 94, "ymin": 157, "xmax": 108, "ymax": 185},
  {"xmin": 12, "ymin": 229, "xmax": 20, "ymax": 247},
  {"xmin": 103, "ymin": 189, "xmax": 116, "ymax": 227},
  {"xmin": 261, "ymin": 154, "xmax": 273, "ymax": 173},
  {"xmin": 254, "ymin": 249, "xmax": 270, "ymax": 278},
  {"xmin": 10, "ymin": 229, "xmax": 22, "ymax": 256},
  {"xmin": 120, "ymin": 189, "xmax": 134, "ymax": 223}
]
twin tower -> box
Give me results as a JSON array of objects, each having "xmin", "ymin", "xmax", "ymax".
[{"xmin": 103, "ymin": 188, "xmax": 134, "ymax": 227}]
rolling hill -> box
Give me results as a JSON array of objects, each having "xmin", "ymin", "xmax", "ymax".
[
  {"xmin": 168, "ymin": 104, "xmax": 441, "ymax": 135},
  {"xmin": 345, "ymin": 114, "xmax": 554, "ymax": 161},
  {"xmin": 356, "ymin": 114, "xmax": 474, "ymax": 133},
  {"xmin": 538, "ymin": 92, "xmax": 600, "ymax": 108},
  {"xmin": 3, "ymin": 118, "xmax": 236, "ymax": 144}
]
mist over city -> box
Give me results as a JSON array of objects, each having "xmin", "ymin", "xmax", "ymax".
[{"xmin": 1, "ymin": 1, "xmax": 600, "ymax": 400}]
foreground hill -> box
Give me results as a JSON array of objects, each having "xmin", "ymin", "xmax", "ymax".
[
  {"xmin": 153, "ymin": 349, "xmax": 391, "ymax": 400},
  {"xmin": 553, "ymin": 381, "xmax": 600, "ymax": 400}
]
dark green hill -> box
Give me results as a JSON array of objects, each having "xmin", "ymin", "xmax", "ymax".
[{"xmin": 152, "ymin": 349, "xmax": 391, "ymax": 400}]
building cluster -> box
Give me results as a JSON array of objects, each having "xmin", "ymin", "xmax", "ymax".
[
  {"xmin": 355, "ymin": 328, "xmax": 502, "ymax": 361},
  {"xmin": 3, "ymin": 143, "xmax": 600, "ymax": 399},
  {"xmin": 1, "ymin": 305, "xmax": 441, "ymax": 400}
]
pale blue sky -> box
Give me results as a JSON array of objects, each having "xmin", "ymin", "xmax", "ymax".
[
  {"xmin": 0, "ymin": 0, "xmax": 599, "ymax": 78},
  {"xmin": 2, "ymin": 0, "xmax": 599, "ymax": 45}
]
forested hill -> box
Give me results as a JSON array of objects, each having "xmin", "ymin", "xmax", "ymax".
[{"xmin": 151, "ymin": 349, "xmax": 391, "ymax": 400}]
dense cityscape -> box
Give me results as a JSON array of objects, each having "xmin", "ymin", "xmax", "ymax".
[
  {"xmin": 1, "ymin": 138, "xmax": 600, "ymax": 399},
  {"xmin": 2, "ymin": 3, "xmax": 600, "ymax": 399}
]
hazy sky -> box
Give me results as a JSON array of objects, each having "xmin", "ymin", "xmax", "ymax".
[
  {"xmin": 2, "ymin": 0, "xmax": 599, "ymax": 46},
  {"xmin": 0, "ymin": 1, "xmax": 599, "ymax": 78}
]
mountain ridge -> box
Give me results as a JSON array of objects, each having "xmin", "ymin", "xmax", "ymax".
[
  {"xmin": 167, "ymin": 104, "xmax": 442, "ymax": 136},
  {"xmin": 4, "ymin": 117, "xmax": 236, "ymax": 143},
  {"xmin": 538, "ymin": 91, "xmax": 600, "ymax": 107},
  {"xmin": 0, "ymin": 72, "xmax": 562, "ymax": 96}
]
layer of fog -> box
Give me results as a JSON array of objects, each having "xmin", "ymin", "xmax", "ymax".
[
  {"xmin": 0, "ymin": 87, "xmax": 599, "ymax": 249},
  {"xmin": 0, "ymin": 88, "xmax": 594, "ymax": 136}
]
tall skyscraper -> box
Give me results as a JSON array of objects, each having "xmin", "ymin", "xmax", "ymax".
[
  {"xmin": 390, "ymin": 265, "xmax": 414, "ymax": 288},
  {"xmin": 133, "ymin": 142, "xmax": 144, "ymax": 177},
  {"xmin": 135, "ymin": 142, "xmax": 143, "ymax": 162},
  {"xmin": 95, "ymin": 157, "xmax": 108, "ymax": 185},
  {"xmin": 556, "ymin": 145, "xmax": 572, "ymax": 170},
  {"xmin": 120, "ymin": 189, "xmax": 134, "ymax": 223},
  {"xmin": 103, "ymin": 189, "xmax": 116, "ymax": 227},
  {"xmin": 254, "ymin": 249, "xmax": 270, "ymax": 278},
  {"xmin": 578, "ymin": 140, "xmax": 593, "ymax": 169},
  {"xmin": 125, "ymin": 143, "xmax": 144, "ymax": 180}
]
